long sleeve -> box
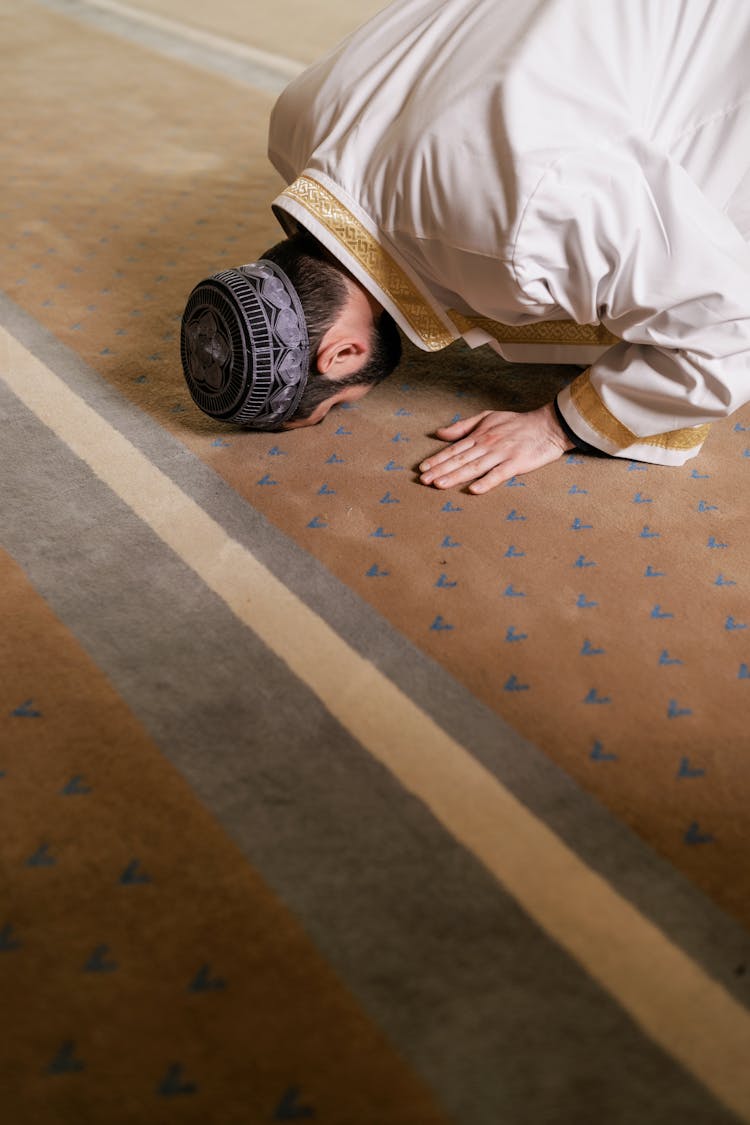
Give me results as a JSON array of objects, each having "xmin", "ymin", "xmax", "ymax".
[{"xmin": 513, "ymin": 142, "xmax": 750, "ymax": 464}]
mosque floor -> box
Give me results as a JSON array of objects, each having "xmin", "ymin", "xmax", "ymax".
[{"xmin": 2, "ymin": 2, "xmax": 750, "ymax": 1123}]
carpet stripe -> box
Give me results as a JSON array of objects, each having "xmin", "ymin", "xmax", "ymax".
[
  {"xmin": 34, "ymin": 0, "xmax": 303, "ymax": 93},
  {"xmin": 3, "ymin": 323, "xmax": 750, "ymax": 1120},
  {"xmin": 81, "ymin": 0, "xmax": 303, "ymax": 75}
]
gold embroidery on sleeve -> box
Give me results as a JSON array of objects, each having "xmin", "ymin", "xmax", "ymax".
[
  {"xmin": 448, "ymin": 310, "xmax": 620, "ymax": 348},
  {"xmin": 279, "ymin": 177, "xmax": 455, "ymax": 351},
  {"xmin": 569, "ymin": 370, "xmax": 710, "ymax": 451}
]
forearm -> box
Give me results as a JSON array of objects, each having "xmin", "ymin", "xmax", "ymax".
[
  {"xmin": 553, "ymin": 396, "xmax": 612, "ymax": 458},
  {"xmin": 556, "ymin": 336, "xmax": 750, "ymax": 466}
]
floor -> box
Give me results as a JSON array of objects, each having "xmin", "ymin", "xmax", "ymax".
[{"xmin": 2, "ymin": 2, "xmax": 750, "ymax": 1122}]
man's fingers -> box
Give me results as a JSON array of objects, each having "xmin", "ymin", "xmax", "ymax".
[
  {"xmin": 420, "ymin": 412, "xmax": 497, "ymax": 479},
  {"xmin": 468, "ymin": 443, "xmax": 567, "ymax": 493},
  {"xmin": 419, "ymin": 436, "xmax": 478, "ymax": 479},
  {"xmin": 468, "ymin": 459, "xmax": 522, "ymax": 493},
  {"xmin": 422, "ymin": 448, "xmax": 510, "ymax": 490},
  {"xmin": 433, "ymin": 411, "xmax": 491, "ymax": 441}
]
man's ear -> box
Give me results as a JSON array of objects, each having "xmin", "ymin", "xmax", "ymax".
[{"xmin": 316, "ymin": 336, "xmax": 368, "ymax": 376}]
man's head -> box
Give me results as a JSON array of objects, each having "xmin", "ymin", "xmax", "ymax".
[
  {"xmin": 180, "ymin": 232, "xmax": 401, "ymax": 431},
  {"xmin": 262, "ymin": 233, "xmax": 402, "ymax": 428}
]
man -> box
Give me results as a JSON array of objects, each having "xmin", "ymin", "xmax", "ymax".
[{"xmin": 181, "ymin": 0, "xmax": 750, "ymax": 495}]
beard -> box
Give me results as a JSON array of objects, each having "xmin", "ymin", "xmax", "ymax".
[{"xmin": 290, "ymin": 308, "xmax": 403, "ymax": 424}]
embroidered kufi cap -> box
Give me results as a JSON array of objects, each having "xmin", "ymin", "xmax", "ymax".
[{"xmin": 180, "ymin": 261, "xmax": 309, "ymax": 429}]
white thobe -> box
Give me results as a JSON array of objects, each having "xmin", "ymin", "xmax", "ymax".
[{"xmin": 268, "ymin": 0, "xmax": 750, "ymax": 464}]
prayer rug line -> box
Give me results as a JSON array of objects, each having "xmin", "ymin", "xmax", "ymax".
[{"xmin": 32, "ymin": 0, "xmax": 303, "ymax": 94}]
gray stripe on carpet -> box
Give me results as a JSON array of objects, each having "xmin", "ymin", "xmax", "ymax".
[
  {"xmin": 31, "ymin": 0, "xmax": 297, "ymax": 94},
  {"xmin": 2, "ymin": 291, "xmax": 749, "ymax": 1006},
  {"xmin": 1, "ymin": 372, "xmax": 742, "ymax": 1125}
]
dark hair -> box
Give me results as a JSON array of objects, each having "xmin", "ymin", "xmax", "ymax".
[{"xmin": 261, "ymin": 232, "xmax": 401, "ymax": 422}]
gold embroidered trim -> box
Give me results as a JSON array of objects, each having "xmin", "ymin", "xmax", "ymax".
[
  {"xmin": 280, "ymin": 177, "xmax": 623, "ymax": 352},
  {"xmin": 279, "ymin": 176, "xmax": 455, "ymax": 351},
  {"xmin": 570, "ymin": 370, "xmax": 710, "ymax": 451},
  {"xmin": 449, "ymin": 310, "xmax": 620, "ymax": 347}
]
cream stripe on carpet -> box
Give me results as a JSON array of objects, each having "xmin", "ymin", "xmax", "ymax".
[
  {"xmin": 3, "ymin": 322, "xmax": 750, "ymax": 1121},
  {"xmin": 78, "ymin": 0, "xmax": 304, "ymax": 76}
]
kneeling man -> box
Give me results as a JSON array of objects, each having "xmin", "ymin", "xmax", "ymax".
[{"xmin": 181, "ymin": 0, "xmax": 750, "ymax": 494}]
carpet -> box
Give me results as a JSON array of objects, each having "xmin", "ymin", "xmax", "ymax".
[{"xmin": 2, "ymin": 1, "xmax": 750, "ymax": 1121}]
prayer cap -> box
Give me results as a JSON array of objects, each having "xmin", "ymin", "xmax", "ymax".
[{"xmin": 180, "ymin": 261, "xmax": 309, "ymax": 429}]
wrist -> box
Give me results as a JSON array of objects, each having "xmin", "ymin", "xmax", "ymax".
[{"xmin": 543, "ymin": 401, "xmax": 576, "ymax": 452}]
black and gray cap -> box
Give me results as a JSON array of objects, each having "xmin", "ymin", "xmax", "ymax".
[{"xmin": 180, "ymin": 260, "xmax": 309, "ymax": 429}]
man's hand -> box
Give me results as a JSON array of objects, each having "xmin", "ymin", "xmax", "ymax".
[{"xmin": 418, "ymin": 401, "xmax": 574, "ymax": 493}]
